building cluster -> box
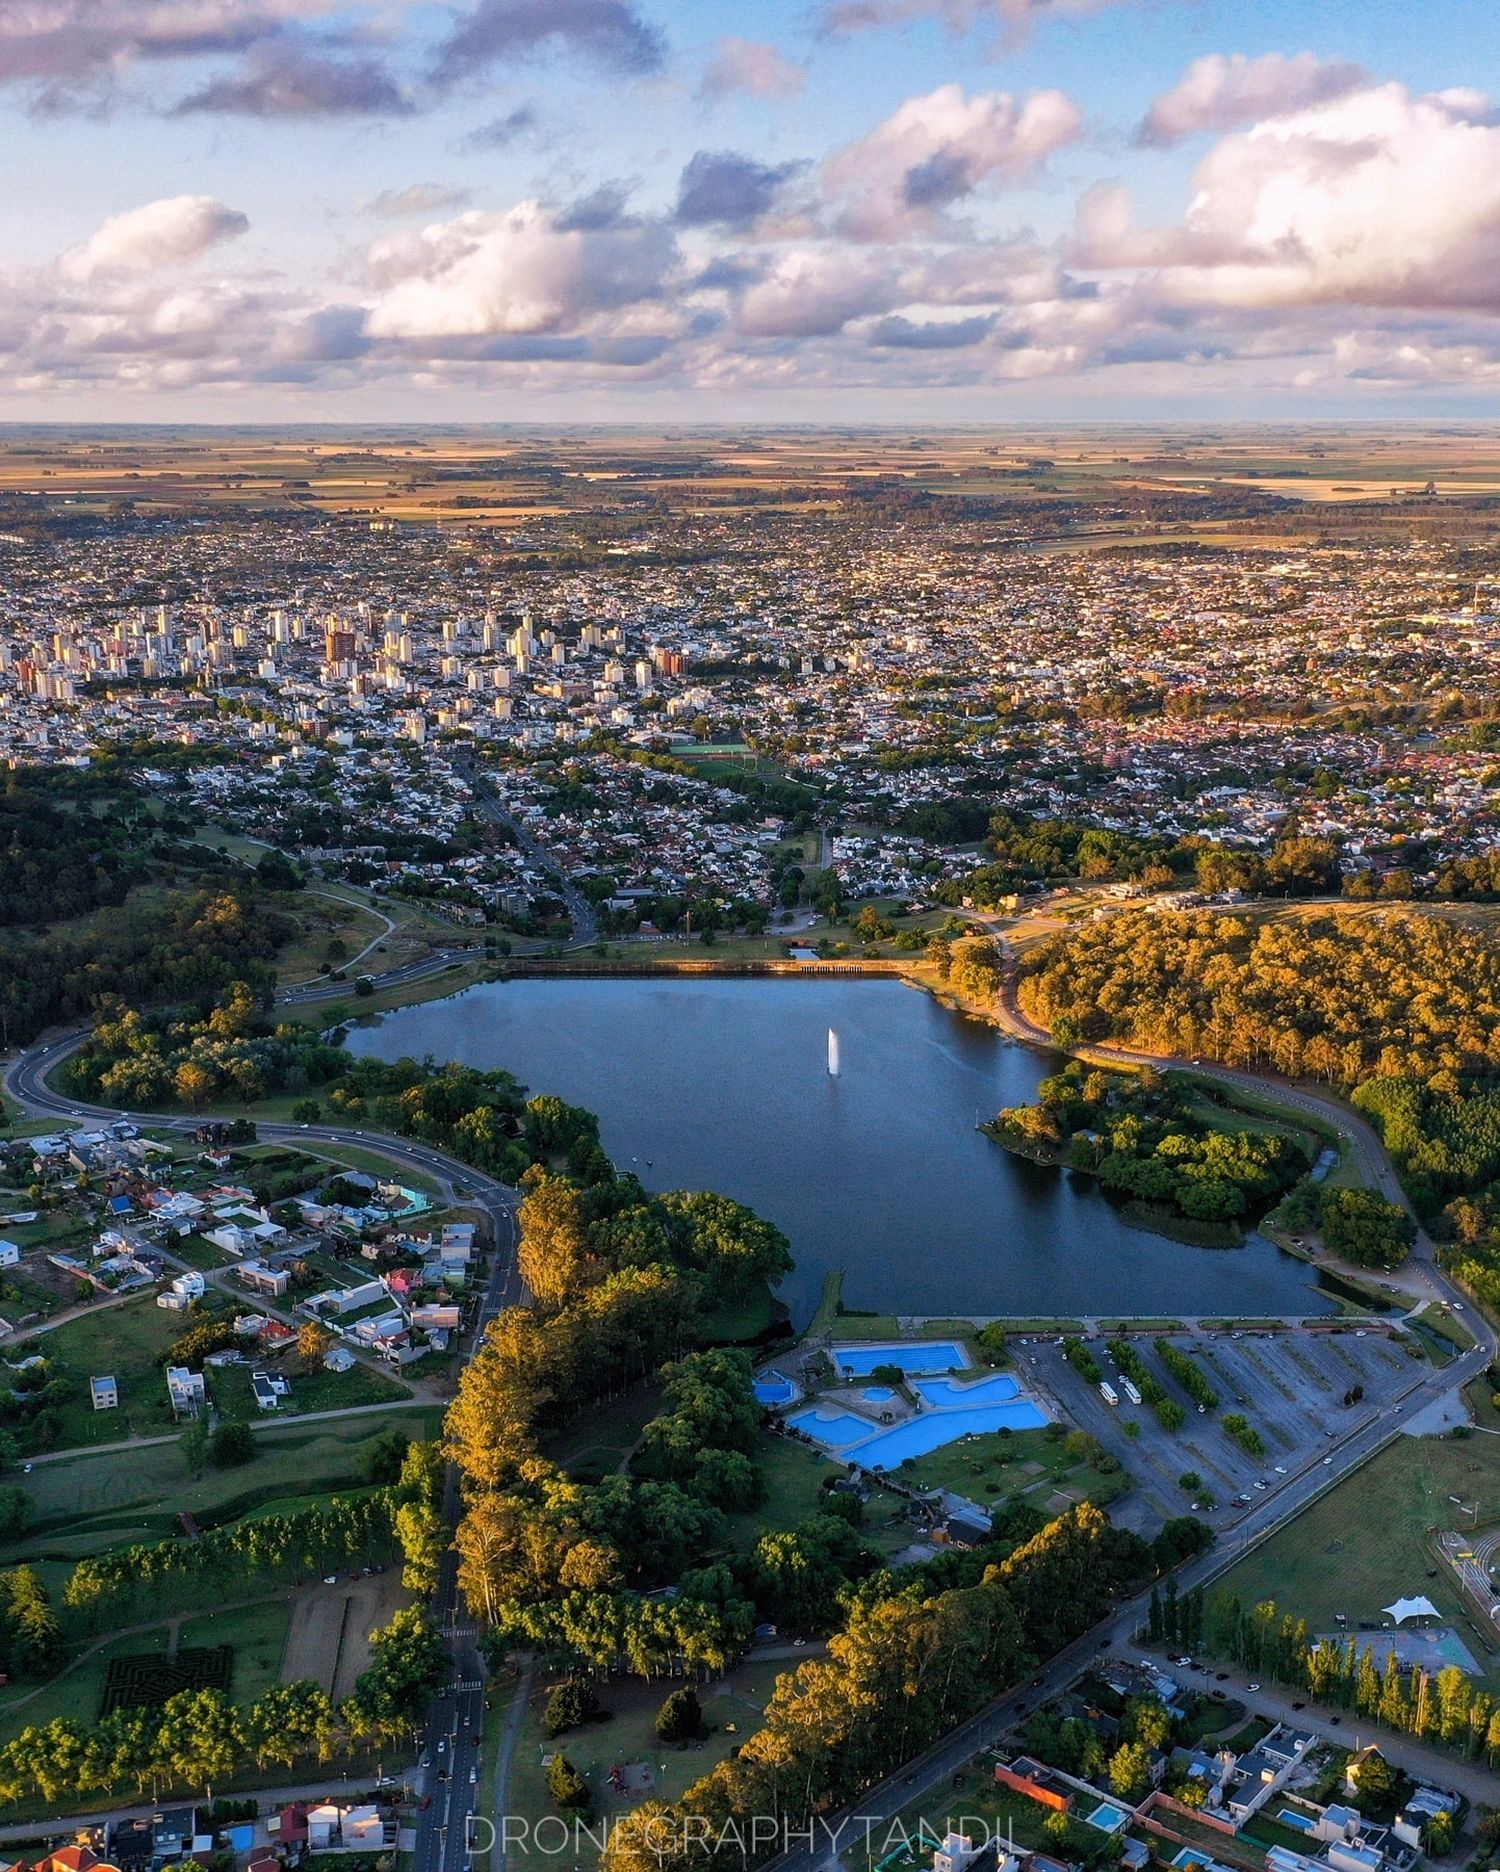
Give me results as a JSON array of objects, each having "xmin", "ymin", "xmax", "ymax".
[
  {"xmin": 4, "ymin": 507, "xmax": 1499, "ymax": 921},
  {"xmin": 2, "ymin": 1796, "xmax": 398, "ymax": 1872}
]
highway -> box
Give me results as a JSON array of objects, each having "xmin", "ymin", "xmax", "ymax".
[{"xmin": 2, "ymin": 954, "xmax": 522, "ymax": 1872}]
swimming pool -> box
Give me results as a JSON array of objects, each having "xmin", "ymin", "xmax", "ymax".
[
  {"xmin": 861, "ymin": 1385, "xmax": 897, "ymax": 1403},
  {"xmin": 831, "ymin": 1342, "xmax": 970, "ymax": 1376},
  {"xmin": 754, "ymin": 1374, "xmax": 796, "ymax": 1405},
  {"xmin": 1083, "ymin": 1803, "xmax": 1127, "ymax": 1834},
  {"xmin": 848, "ymin": 1400, "xmax": 1048, "ymax": 1468},
  {"xmin": 787, "ymin": 1406, "xmax": 875, "ymax": 1446},
  {"xmin": 1276, "ymin": 1812, "xmax": 1314, "ymax": 1834},
  {"xmin": 915, "ymin": 1374, "xmax": 1021, "ymax": 1408}
]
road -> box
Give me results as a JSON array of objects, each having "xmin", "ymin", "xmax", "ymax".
[
  {"xmin": 760, "ymin": 945, "xmax": 1496, "ymax": 1872},
  {"xmin": 457, "ymin": 754, "xmax": 598, "ymax": 945},
  {"xmin": 2, "ymin": 953, "xmax": 523, "ymax": 1872}
]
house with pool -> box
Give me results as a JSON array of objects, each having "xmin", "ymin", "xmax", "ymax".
[{"xmin": 756, "ymin": 1339, "xmax": 1052, "ymax": 1476}]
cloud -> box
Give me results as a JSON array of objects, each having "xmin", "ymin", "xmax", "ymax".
[
  {"xmin": 1078, "ymin": 83, "xmax": 1500, "ymax": 315},
  {"xmin": 867, "ymin": 311, "xmax": 994, "ymax": 346},
  {"xmin": 364, "ymin": 200, "xmax": 676, "ymax": 338},
  {"xmin": 1139, "ymin": 52, "xmax": 1369, "ymax": 146},
  {"xmin": 363, "ymin": 184, "xmax": 474, "ymax": 218},
  {"xmin": 173, "ymin": 43, "xmax": 415, "ymax": 117},
  {"xmin": 736, "ymin": 249, "xmax": 897, "ymax": 336},
  {"xmin": 700, "ymin": 37, "xmax": 803, "ymax": 99},
  {"xmin": 60, "ymin": 195, "xmax": 250, "ymax": 280},
  {"xmin": 823, "ymin": 83, "xmax": 1081, "ymax": 238},
  {"xmin": 431, "ymin": 0, "xmax": 665, "ymax": 85},
  {"xmin": 675, "ymin": 152, "xmax": 804, "ymax": 231},
  {"xmin": 459, "ymin": 103, "xmax": 540, "ymax": 149},
  {"xmin": 818, "ymin": 0, "xmax": 1148, "ymax": 46}
]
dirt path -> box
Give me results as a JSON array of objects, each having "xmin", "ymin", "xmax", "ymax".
[{"xmin": 280, "ymin": 1569, "xmax": 410, "ymax": 1698}]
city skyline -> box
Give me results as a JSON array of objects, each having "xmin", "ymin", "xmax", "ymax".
[{"xmin": 5, "ymin": 0, "xmax": 1500, "ymax": 420}]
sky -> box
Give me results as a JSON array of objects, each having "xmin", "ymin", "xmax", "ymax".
[{"xmin": 4, "ymin": 0, "xmax": 1500, "ymax": 420}]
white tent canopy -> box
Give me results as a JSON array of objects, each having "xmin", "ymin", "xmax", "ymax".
[{"xmin": 1383, "ymin": 1596, "xmax": 1440, "ymax": 1623}]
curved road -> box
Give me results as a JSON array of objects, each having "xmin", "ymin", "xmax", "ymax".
[{"xmin": 2, "ymin": 954, "xmax": 520, "ymax": 1872}]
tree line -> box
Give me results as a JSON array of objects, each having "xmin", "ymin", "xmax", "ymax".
[{"xmin": 1207, "ymin": 1591, "xmax": 1500, "ymax": 1767}]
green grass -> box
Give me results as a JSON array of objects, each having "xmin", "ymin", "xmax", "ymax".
[
  {"xmin": 0, "ymin": 1625, "xmax": 172, "ymax": 1743},
  {"xmin": 724, "ymin": 1432, "xmax": 844, "ymax": 1548},
  {"xmin": 877, "ymin": 1759, "xmax": 1063, "ymax": 1863},
  {"xmin": 179, "ymin": 1597, "xmax": 293, "ymax": 1705},
  {"xmin": 1, "ymin": 1405, "xmax": 443, "ymax": 1564},
  {"xmin": 1217, "ymin": 1435, "xmax": 1500, "ymax": 1689},
  {"xmin": 700, "ymin": 1281, "xmax": 779, "ymax": 1345},
  {"xmin": 877, "ymin": 1425, "xmax": 1126, "ymax": 1517},
  {"xmin": 503, "ymin": 1658, "xmax": 792, "ymax": 1862},
  {"xmin": 9, "ymin": 1294, "xmax": 190, "ymax": 1451},
  {"xmin": 545, "ymin": 1384, "xmax": 663, "ymax": 1480}
]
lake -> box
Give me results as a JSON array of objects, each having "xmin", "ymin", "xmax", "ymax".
[{"xmin": 345, "ymin": 976, "xmax": 1332, "ymax": 1324}]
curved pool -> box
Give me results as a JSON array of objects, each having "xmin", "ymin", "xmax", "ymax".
[
  {"xmin": 915, "ymin": 1374, "xmax": 1021, "ymax": 1408},
  {"xmin": 852, "ymin": 1401, "xmax": 1047, "ymax": 1468},
  {"xmin": 787, "ymin": 1406, "xmax": 874, "ymax": 1446},
  {"xmin": 754, "ymin": 1375, "xmax": 797, "ymax": 1405},
  {"xmin": 861, "ymin": 1385, "xmax": 897, "ymax": 1403}
]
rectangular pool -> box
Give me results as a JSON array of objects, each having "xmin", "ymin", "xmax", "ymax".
[{"xmin": 831, "ymin": 1342, "xmax": 970, "ymax": 1376}]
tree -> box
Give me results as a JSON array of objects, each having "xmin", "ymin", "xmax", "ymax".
[
  {"xmin": 1107, "ymin": 1740, "xmax": 1152, "ymax": 1802},
  {"xmin": 291, "ymin": 1098, "xmax": 321, "ymax": 1123},
  {"xmin": 656, "ymin": 1687, "xmax": 705, "ymax": 1744},
  {"xmin": 518, "ymin": 1177, "xmax": 589, "ymax": 1307},
  {"xmin": 209, "ymin": 1421, "xmax": 256, "ymax": 1468},
  {"xmin": 547, "ymin": 1751, "xmax": 591, "ymax": 1813},
  {"xmin": 544, "ymin": 1678, "xmax": 605, "ymax": 1740},
  {"xmin": 298, "ymin": 1320, "xmax": 335, "ymax": 1371}
]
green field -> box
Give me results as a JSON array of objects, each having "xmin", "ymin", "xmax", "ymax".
[
  {"xmin": 1217, "ymin": 1434, "xmax": 1500, "ymax": 1689},
  {"xmin": 2, "ymin": 1404, "xmax": 443, "ymax": 1563},
  {"xmin": 503, "ymin": 1657, "xmax": 793, "ymax": 1861},
  {"xmin": 8, "ymin": 1294, "xmax": 188, "ymax": 1451},
  {"xmin": 179, "ymin": 1597, "xmax": 294, "ymax": 1706}
]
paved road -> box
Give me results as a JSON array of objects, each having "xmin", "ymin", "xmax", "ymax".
[
  {"xmin": 1135, "ymin": 1646, "xmax": 1500, "ymax": 1810},
  {"xmin": 457, "ymin": 755, "xmax": 598, "ymax": 945},
  {"xmin": 761, "ymin": 949, "xmax": 1497, "ymax": 1872},
  {"xmin": 2, "ymin": 954, "xmax": 523, "ymax": 1860}
]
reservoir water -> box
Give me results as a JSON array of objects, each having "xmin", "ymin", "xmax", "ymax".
[{"xmin": 345, "ymin": 976, "xmax": 1332, "ymax": 1324}]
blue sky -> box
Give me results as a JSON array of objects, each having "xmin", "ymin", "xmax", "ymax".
[{"xmin": 5, "ymin": 0, "xmax": 1500, "ymax": 417}]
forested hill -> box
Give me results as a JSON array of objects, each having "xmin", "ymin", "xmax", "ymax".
[
  {"xmin": 1019, "ymin": 909, "xmax": 1500, "ymax": 1084},
  {"xmin": 1017, "ymin": 907, "xmax": 1500, "ymax": 1306}
]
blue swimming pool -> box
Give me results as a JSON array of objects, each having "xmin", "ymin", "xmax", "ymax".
[
  {"xmin": 832, "ymin": 1342, "xmax": 969, "ymax": 1376},
  {"xmin": 915, "ymin": 1374, "xmax": 1021, "ymax": 1408},
  {"xmin": 861, "ymin": 1385, "xmax": 897, "ymax": 1402},
  {"xmin": 1084, "ymin": 1803, "xmax": 1127, "ymax": 1834},
  {"xmin": 787, "ymin": 1406, "xmax": 875, "ymax": 1445},
  {"xmin": 754, "ymin": 1375, "xmax": 796, "ymax": 1405},
  {"xmin": 1276, "ymin": 1812, "xmax": 1314, "ymax": 1834},
  {"xmin": 849, "ymin": 1400, "xmax": 1048, "ymax": 1467}
]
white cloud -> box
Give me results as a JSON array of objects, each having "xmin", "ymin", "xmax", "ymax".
[
  {"xmin": 60, "ymin": 195, "xmax": 249, "ymax": 280},
  {"xmin": 1078, "ymin": 84, "xmax": 1500, "ymax": 315},
  {"xmin": 700, "ymin": 37, "xmax": 803, "ymax": 98},
  {"xmin": 364, "ymin": 201, "xmax": 676, "ymax": 338},
  {"xmin": 823, "ymin": 84, "xmax": 1081, "ymax": 239},
  {"xmin": 1139, "ymin": 51, "xmax": 1368, "ymax": 146},
  {"xmin": 736, "ymin": 249, "xmax": 898, "ymax": 336}
]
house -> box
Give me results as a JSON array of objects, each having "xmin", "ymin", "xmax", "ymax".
[
  {"xmin": 409, "ymin": 1302, "xmax": 461, "ymax": 1332},
  {"xmin": 90, "ymin": 1375, "xmax": 118, "ymax": 1411},
  {"xmin": 166, "ymin": 1366, "xmax": 206, "ymax": 1418},
  {"xmin": 1226, "ymin": 1725, "xmax": 1315, "ymax": 1822},
  {"xmin": 314, "ymin": 1277, "xmax": 386, "ymax": 1316},
  {"xmin": 1393, "ymin": 1784, "xmax": 1460, "ymax": 1851},
  {"xmin": 157, "ymin": 1270, "xmax": 205, "ymax": 1311},
  {"xmin": 238, "ymin": 1259, "xmax": 290, "ymax": 1299},
  {"xmin": 938, "ymin": 1512, "xmax": 990, "ymax": 1549},
  {"xmin": 932, "ymin": 1835, "xmax": 994, "ymax": 1872},
  {"xmin": 0, "ymin": 1241, "xmax": 20, "ymax": 1268},
  {"xmin": 993, "ymin": 1757, "xmax": 1072, "ymax": 1814},
  {"xmin": 324, "ymin": 1345, "xmax": 357, "ymax": 1372},
  {"xmin": 251, "ymin": 1369, "xmax": 291, "ymax": 1411}
]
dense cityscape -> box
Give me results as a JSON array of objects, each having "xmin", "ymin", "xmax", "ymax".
[{"xmin": 3, "ymin": 0, "xmax": 1500, "ymax": 1859}]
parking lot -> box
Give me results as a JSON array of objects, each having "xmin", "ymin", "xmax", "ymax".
[{"xmin": 1019, "ymin": 1325, "xmax": 1424, "ymax": 1527}]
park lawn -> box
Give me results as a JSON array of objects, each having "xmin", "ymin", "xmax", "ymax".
[
  {"xmin": 0, "ymin": 1623, "xmax": 172, "ymax": 1746},
  {"xmin": 700, "ymin": 1281, "xmax": 779, "ymax": 1345},
  {"xmin": 545, "ymin": 1384, "xmax": 664, "ymax": 1481},
  {"xmin": 504, "ymin": 1658, "xmax": 791, "ymax": 1864},
  {"xmin": 272, "ymin": 896, "xmax": 388, "ymax": 986},
  {"xmin": 1216, "ymin": 1434, "xmax": 1500, "ymax": 1689},
  {"xmin": 724, "ymin": 1431, "xmax": 842, "ymax": 1546},
  {"xmin": 179, "ymin": 1596, "xmax": 293, "ymax": 1705},
  {"xmin": 875, "ymin": 1426, "xmax": 1113, "ymax": 1510},
  {"xmin": 1463, "ymin": 1376, "xmax": 1500, "ymax": 1433},
  {"xmin": 11, "ymin": 1294, "xmax": 189, "ymax": 1451},
  {"xmin": 1, "ymin": 1405, "xmax": 443, "ymax": 1564}
]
